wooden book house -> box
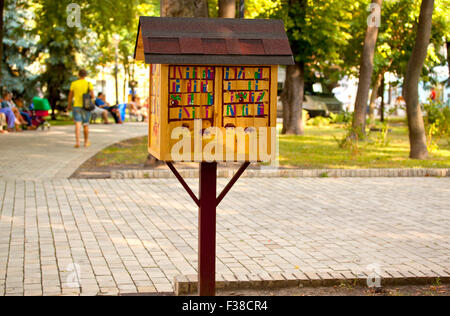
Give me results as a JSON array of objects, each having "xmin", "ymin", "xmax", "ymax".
[{"xmin": 134, "ymin": 17, "xmax": 294, "ymax": 162}]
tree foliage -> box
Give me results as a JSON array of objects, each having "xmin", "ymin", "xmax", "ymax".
[
  {"xmin": 2, "ymin": 0, "xmax": 38, "ymax": 100},
  {"xmin": 270, "ymin": 0, "xmax": 357, "ymax": 134},
  {"xmin": 344, "ymin": 0, "xmax": 449, "ymax": 85},
  {"xmin": 28, "ymin": 0, "xmax": 158, "ymax": 115}
]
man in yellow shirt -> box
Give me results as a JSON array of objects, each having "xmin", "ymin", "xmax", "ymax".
[{"xmin": 68, "ymin": 69, "xmax": 94, "ymax": 148}]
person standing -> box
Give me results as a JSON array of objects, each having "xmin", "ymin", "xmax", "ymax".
[{"xmin": 68, "ymin": 69, "xmax": 94, "ymax": 148}]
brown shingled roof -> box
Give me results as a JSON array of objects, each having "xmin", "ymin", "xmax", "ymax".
[{"xmin": 134, "ymin": 17, "xmax": 294, "ymax": 65}]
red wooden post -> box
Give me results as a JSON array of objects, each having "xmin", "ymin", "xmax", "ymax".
[
  {"xmin": 198, "ymin": 162, "xmax": 217, "ymax": 296},
  {"xmin": 167, "ymin": 161, "xmax": 249, "ymax": 296}
]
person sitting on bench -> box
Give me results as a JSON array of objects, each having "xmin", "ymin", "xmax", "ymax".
[{"xmin": 95, "ymin": 92, "xmax": 122, "ymax": 124}]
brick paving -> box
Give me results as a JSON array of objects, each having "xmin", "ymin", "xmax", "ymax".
[
  {"xmin": 0, "ymin": 123, "xmax": 147, "ymax": 180},
  {"xmin": 0, "ymin": 177, "xmax": 449, "ymax": 296}
]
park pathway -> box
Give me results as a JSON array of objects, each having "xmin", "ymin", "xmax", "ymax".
[
  {"xmin": 0, "ymin": 177, "xmax": 449, "ymax": 295},
  {"xmin": 0, "ymin": 123, "xmax": 147, "ymax": 180},
  {"xmin": 0, "ymin": 123, "xmax": 449, "ymax": 296}
]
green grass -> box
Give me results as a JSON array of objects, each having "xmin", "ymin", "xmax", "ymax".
[
  {"xmin": 92, "ymin": 136, "xmax": 149, "ymax": 167},
  {"xmin": 49, "ymin": 115, "xmax": 120, "ymax": 126},
  {"xmin": 48, "ymin": 115, "xmax": 74, "ymax": 126},
  {"xmin": 279, "ymin": 124, "xmax": 450, "ymax": 169},
  {"xmin": 89, "ymin": 122, "xmax": 450, "ymax": 169}
]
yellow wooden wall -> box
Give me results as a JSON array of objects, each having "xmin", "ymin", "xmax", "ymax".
[{"xmin": 148, "ymin": 64, "xmax": 278, "ymax": 162}]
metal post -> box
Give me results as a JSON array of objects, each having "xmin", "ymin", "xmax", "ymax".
[{"xmin": 198, "ymin": 162, "xmax": 217, "ymax": 296}]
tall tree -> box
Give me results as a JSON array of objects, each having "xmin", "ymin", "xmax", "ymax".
[
  {"xmin": 352, "ymin": 0, "xmax": 383, "ymax": 136},
  {"xmin": 161, "ymin": 0, "xmax": 209, "ymax": 17},
  {"xmin": 447, "ymin": 40, "xmax": 450, "ymax": 85},
  {"xmin": 0, "ymin": 0, "xmax": 5, "ymax": 88},
  {"xmin": 2, "ymin": 0, "xmax": 38, "ymax": 101},
  {"xmin": 403, "ymin": 0, "xmax": 435, "ymax": 159},
  {"xmin": 344, "ymin": 0, "xmax": 447, "ymax": 124},
  {"xmin": 279, "ymin": 0, "xmax": 354, "ymax": 135},
  {"xmin": 34, "ymin": 0, "xmax": 146, "ymax": 118},
  {"xmin": 368, "ymin": 71, "xmax": 384, "ymax": 121},
  {"xmin": 35, "ymin": 0, "xmax": 79, "ymax": 118},
  {"xmin": 281, "ymin": 0, "xmax": 306, "ymax": 135},
  {"xmin": 219, "ymin": 0, "xmax": 236, "ymax": 18},
  {"xmin": 282, "ymin": 61, "xmax": 305, "ymax": 134},
  {"xmin": 148, "ymin": 0, "xmax": 208, "ymax": 164}
]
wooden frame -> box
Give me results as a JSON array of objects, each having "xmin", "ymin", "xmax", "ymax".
[{"xmin": 148, "ymin": 64, "xmax": 278, "ymax": 162}]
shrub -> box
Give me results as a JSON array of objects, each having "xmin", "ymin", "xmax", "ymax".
[
  {"xmin": 375, "ymin": 121, "xmax": 390, "ymax": 147},
  {"xmin": 307, "ymin": 116, "xmax": 331, "ymax": 127},
  {"xmin": 330, "ymin": 110, "xmax": 352, "ymax": 124},
  {"xmin": 423, "ymin": 101, "xmax": 450, "ymax": 152},
  {"xmin": 333, "ymin": 124, "xmax": 364, "ymax": 157}
]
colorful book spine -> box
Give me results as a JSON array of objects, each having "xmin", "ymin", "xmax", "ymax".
[
  {"xmin": 238, "ymin": 67, "xmax": 243, "ymax": 79},
  {"xmin": 242, "ymin": 104, "xmax": 249, "ymax": 116},
  {"xmin": 227, "ymin": 104, "xmax": 236, "ymax": 116},
  {"xmin": 207, "ymin": 93, "xmax": 213, "ymax": 105},
  {"xmin": 257, "ymin": 91, "xmax": 265, "ymax": 102},
  {"xmin": 258, "ymin": 103, "xmax": 264, "ymax": 115}
]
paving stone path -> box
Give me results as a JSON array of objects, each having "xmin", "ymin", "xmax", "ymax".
[
  {"xmin": 0, "ymin": 123, "xmax": 147, "ymax": 180},
  {"xmin": 0, "ymin": 177, "xmax": 448, "ymax": 295}
]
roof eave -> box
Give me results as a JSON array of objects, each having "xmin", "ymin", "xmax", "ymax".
[{"xmin": 144, "ymin": 54, "xmax": 295, "ymax": 66}]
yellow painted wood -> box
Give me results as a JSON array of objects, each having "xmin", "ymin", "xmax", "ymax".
[
  {"xmin": 148, "ymin": 64, "xmax": 278, "ymax": 162},
  {"xmin": 160, "ymin": 64, "xmax": 169, "ymax": 160}
]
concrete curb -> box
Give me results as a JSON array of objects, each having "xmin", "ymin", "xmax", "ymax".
[
  {"xmin": 174, "ymin": 269, "xmax": 450, "ymax": 295},
  {"xmin": 111, "ymin": 168, "xmax": 450, "ymax": 179}
]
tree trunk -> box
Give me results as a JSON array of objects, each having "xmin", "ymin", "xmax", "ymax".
[
  {"xmin": 152, "ymin": 0, "xmax": 209, "ymax": 165},
  {"xmin": 380, "ymin": 75, "xmax": 385, "ymax": 122},
  {"xmin": 123, "ymin": 65, "xmax": 127, "ymax": 102},
  {"xmin": 368, "ymin": 72, "xmax": 383, "ymax": 121},
  {"xmin": 281, "ymin": 62, "xmax": 305, "ymax": 135},
  {"xmin": 219, "ymin": 0, "xmax": 236, "ymax": 18},
  {"xmin": 0, "ymin": 0, "xmax": 4, "ymax": 86},
  {"xmin": 352, "ymin": 0, "xmax": 383, "ymax": 136},
  {"xmin": 161, "ymin": 0, "xmax": 209, "ymax": 17},
  {"xmin": 403, "ymin": 0, "xmax": 434, "ymax": 160},
  {"xmin": 447, "ymin": 40, "xmax": 450, "ymax": 86}
]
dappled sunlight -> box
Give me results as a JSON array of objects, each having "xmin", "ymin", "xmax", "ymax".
[
  {"xmin": 217, "ymin": 209, "xmax": 239, "ymax": 215},
  {"xmin": 278, "ymin": 124, "xmax": 450, "ymax": 169},
  {"xmin": 89, "ymin": 128, "xmax": 112, "ymax": 133}
]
